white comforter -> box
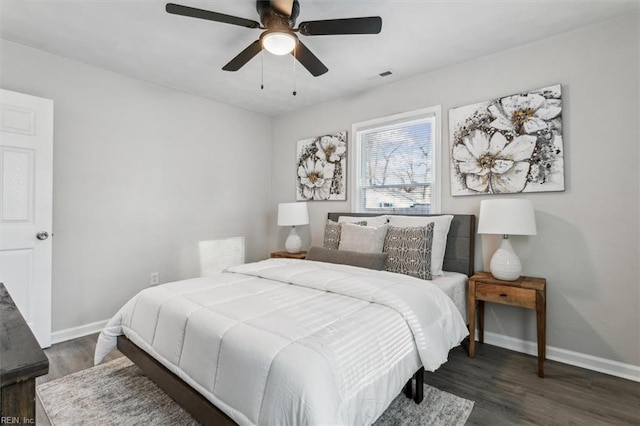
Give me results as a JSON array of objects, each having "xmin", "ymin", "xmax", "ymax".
[{"xmin": 95, "ymin": 259, "xmax": 468, "ymax": 426}]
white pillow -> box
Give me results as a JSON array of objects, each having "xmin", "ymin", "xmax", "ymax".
[
  {"xmin": 338, "ymin": 223, "xmax": 389, "ymax": 253},
  {"xmin": 387, "ymin": 215, "xmax": 454, "ymax": 276},
  {"xmin": 338, "ymin": 215, "xmax": 389, "ymax": 228}
]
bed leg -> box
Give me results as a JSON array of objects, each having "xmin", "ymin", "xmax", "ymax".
[
  {"xmin": 414, "ymin": 367, "xmax": 424, "ymax": 404},
  {"xmin": 403, "ymin": 367, "xmax": 425, "ymax": 403},
  {"xmin": 403, "ymin": 379, "xmax": 413, "ymax": 399}
]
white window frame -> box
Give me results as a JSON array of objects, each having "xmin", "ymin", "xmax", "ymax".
[{"xmin": 350, "ymin": 105, "xmax": 443, "ymax": 214}]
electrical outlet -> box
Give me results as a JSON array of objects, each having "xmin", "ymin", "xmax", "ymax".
[{"xmin": 150, "ymin": 272, "xmax": 159, "ymax": 286}]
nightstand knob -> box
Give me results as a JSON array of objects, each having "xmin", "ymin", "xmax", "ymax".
[{"xmin": 500, "ymin": 293, "xmax": 508, "ymax": 297}]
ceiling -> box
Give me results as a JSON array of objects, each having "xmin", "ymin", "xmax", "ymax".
[{"xmin": 2, "ymin": 1, "xmax": 638, "ymax": 117}]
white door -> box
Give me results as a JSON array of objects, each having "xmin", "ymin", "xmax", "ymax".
[{"xmin": 0, "ymin": 89, "xmax": 53, "ymax": 348}]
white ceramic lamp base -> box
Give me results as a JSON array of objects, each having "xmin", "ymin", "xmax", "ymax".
[
  {"xmin": 489, "ymin": 237, "xmax": 522, "ymax": 281},
  {"xmin": 285, "ymin": 226, "xmax": 302, "ymax": 254}
]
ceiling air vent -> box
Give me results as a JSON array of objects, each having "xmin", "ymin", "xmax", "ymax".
[{"xmin": 379, "ymin": 70, "xmax": 393, "ymax": 77}]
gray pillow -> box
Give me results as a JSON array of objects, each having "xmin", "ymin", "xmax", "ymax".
[
  {"xmin": 322, "ymin": 219, "xmax": 367, "ymax": 250},
  {"xmin": 338, "ymin": 223, "xmax": 389, "ymax": 253},
  {"xmin": 306, "ymin": 246, "xmax": 388, "ymax": 270},
  {"xmin": 383, "ymin": 223, "xmax": 434, "ymax": 280}
]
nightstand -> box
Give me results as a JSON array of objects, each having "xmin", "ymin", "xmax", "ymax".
[
  {"xmin": 270, "ymin": 251, "xmax": 307, "ymax": 259},
  {"xmin": 468, "ymin": 271, "xmax": 546, "ymax": 377}
]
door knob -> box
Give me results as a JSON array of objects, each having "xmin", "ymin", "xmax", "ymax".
[{"xmin": 36, "ymin": 231, "xmax": 49, "ymax": 240}]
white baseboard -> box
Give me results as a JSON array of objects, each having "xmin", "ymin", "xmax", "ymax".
[
  {"xmin": 51, "ymin": 319, "xmax": 109, "ymax": 345},
  {"xmin": 481, "ymin": 330, "xmax": 640, "ymax": 383}
]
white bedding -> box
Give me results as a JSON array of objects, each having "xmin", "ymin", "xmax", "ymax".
[
  {"xmin": 431, "ymin": 271, "xmax": 469, "ymax": 322},
  {"xmin": 95, "ymin": 259, "xmax": 468, "ymax": 426}
]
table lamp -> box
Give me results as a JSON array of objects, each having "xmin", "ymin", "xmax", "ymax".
[
  {"xmin": 477, "ymin": 199, "xmax": 537, "ymax": 281},
  {"xmin": 277, "ymin": 202, "xmax": 309, "ymax": 253}
]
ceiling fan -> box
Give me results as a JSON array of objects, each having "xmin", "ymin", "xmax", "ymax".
[{"xmin": 166, "ymin": 0, "xmax": 382, "ymax": 77}]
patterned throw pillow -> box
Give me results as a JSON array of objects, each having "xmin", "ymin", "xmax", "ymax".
[
  {"xmin": 323, "ymin": 220, "xmax": 342, "ymax": 249},
  {"xmin": 387, "ymin": 215, "xmax": 453, "ymax": 276},
  {"xmin": 383, "ymin": 223, "xmax": 434, "ymax": 280},
  {"xmin": 323, "ymin": 219, "xmax": 367, "ymax": 250}
]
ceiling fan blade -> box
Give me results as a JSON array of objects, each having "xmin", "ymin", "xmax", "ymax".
[
  {"xmin": 270, "ymin": 0, "xmax": 294, "ymax": 17},
  {"xmin": 166, "ymin": 3, "xmax": 260, "ymax": 29},
  {"xmin": 293, "ymin": 41, "xmax": 328, "ymax": 77},
  {"xmin": 298, "ymin": 17, "xmax": 382, "ymax": 36},
  {"xmin": 222, "ymin": 40, "xmax": 263, "ymax": 71}
]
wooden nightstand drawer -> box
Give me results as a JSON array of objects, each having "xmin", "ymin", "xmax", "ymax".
[{"xmin": 476, "ymin": 283, "xmax": 536, "ymax": 308}]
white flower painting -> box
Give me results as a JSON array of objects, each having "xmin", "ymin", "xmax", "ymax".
[
  {"xmin": 296, "ymin": 131, "xmax": 347, "ymax": 201},
  {"xmin": 449, "ymin": 85, "xmax": 564, "ymax": 196}
]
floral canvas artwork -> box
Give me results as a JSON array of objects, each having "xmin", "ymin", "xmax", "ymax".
[
  {"xmin": 296, "ymin": 131, "xmax": 347, "ymax": 201},
  {"xmin": 449, "ymin": 84, "xmax": 564, "ymax": 196}
]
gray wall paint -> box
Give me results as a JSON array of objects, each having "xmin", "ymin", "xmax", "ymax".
[
  {"xmin": 1, "ymin": 13, "xmax": 638, "ymax": 368},
  {"xmin": 270, "ymin": 15, "xmax": 639, "ymax": 366},
  {"xmin": 1, "ymin": 40, "xmax": 272, "ymax": 332}
]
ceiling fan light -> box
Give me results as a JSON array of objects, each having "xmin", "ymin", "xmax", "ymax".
[{"xmin": 262, "ymin": 31, "xmax": 297, "ymax": 55}]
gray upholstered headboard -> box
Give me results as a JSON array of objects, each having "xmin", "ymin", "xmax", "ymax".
[{"xmin": 327, "ymin": 213, "xmax": 476, "ymax": 277}]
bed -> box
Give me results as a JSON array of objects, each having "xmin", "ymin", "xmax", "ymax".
[{"xmin": 95, "ymin": 213, "xmax": 475, "ymax": 426}]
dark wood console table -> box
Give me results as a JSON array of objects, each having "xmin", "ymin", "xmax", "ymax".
[{"xmin": 0, "ymin": 282, "xmax": 49, "ymax": 421}]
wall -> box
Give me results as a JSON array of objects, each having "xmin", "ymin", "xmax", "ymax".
[
  {"xmin": 1, "ymin": 40, "xmax": 272, "ymax": 333},
  {"xmin": 270, "ymin": 15, "xmax": 640, "ymax": 369}
]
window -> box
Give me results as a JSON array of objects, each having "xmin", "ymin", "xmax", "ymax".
[{"xmin": 352, "ymin": 106, "xmax": 441, "ymax": 214}]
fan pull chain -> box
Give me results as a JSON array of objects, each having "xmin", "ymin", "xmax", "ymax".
[
  {"xmin": 260, "ymin": 49, "xmax": 264, "ymax": 90},
  {"xmin": 292, "ymin": 44, "xmax": 297, "ymax": 96}
]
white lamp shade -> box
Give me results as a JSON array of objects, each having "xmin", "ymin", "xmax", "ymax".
[
  {"xmin": 477, "ymin": 199, "xmax": 537, "ymax": 236},
  {"xmin": 277, "ymin": 202, "xmax": 309, "ymax": 227}
]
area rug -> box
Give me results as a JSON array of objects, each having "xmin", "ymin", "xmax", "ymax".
[{"xmin": 37, "ymin": 357, "xmax": 473, "ymax": 426}]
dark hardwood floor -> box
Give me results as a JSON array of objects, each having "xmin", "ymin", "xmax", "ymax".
[
  {"xmin": 429, "ymin": 342, "xmax": 639, "ymax": 425},
  {"xmin": 36, "ymin": 334, "xmax": 639, "ymax": 425}
]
